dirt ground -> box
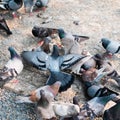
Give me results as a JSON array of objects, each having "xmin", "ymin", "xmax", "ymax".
[{"xmin": 0, "ymin": 0, "xmax": 120, "ymax": 119}]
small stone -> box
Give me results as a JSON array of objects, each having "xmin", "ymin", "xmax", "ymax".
[{"xmin": 73, "ymin": 21, "xmax": 79, "ymax": 25}]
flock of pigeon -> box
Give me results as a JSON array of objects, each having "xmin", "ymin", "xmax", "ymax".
[{"xmin": 0, "ymin": 0, "xmax": 120, "ymax": 120}]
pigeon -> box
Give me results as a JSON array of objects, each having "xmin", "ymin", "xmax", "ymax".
[
  {"xmin": 103, "ymin": 100, "xmax": 120, "ymax": 120},
  {"xmin": 34, "ymin": 0, "xmax": 49, "ymax": 11},
  {"xmin": 0, "ymin": 47, "xmax": 23, "ymax": 85},
  {"xmin": 58, "ymin": 28, "xmax": 89, "ymax": 54},
  {"xmin": 37, "ymin": 89, "xmax": 57, "ymax": 120},
  {"xmin": 101, "ymin": 38, "xmax": 120, "ymax": 57},
  {"xmin": 23, "ymin": 0, "xmax": 36, "ymax": 13},
  {"xmin": 0, "ymin": 0, "xmax": 23, "ymax": 18},
  {"xmin": 24, "ymin": 0, "xmax": 49, "ymax": 13},
  {"xmin": 22, "ymin": 45, "xmax": 85, "ymax": 92},
  {"xmin": 32, "ymin": 26, "xmax": 58, "ymax": 38},
  {"xmin": 0, "ymin": 15, "xmax": 12, "ymax": 35},
  {"xmin": 81, "ymin": 66, "xmax": 109, "ymax": 87},
  {"xmin": 82, "ymin": 94, "xmax": 117, "ymax": 117},
  {"xmin": 69, "ymin": 93, "xmax": 118, "ymax": 120},
  {"xmin": 70, "ymin": 53, "xmax": 102, "ymax": 75},
  {"xmin": 15, "ymin": 81, "xmax": 61, "ymax": 103}
]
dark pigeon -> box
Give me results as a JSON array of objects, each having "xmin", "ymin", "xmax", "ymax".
[
  {"xmin": 32, "ymin": 26, "xmax": 58, "ymax": 38},
  {"xmin": 103, "ymin": 100, "xmax": 120, "ymax": 120},
  {"xmin": 0, "ymin": 15, "xmax": 12, "ymax": 35},
  {"xmin": 22, "ymin": 45, "xmax": 85, "ymax": 92}
]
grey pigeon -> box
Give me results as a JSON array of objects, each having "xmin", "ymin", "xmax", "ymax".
[
  {"xmin": 34, "ymin": 0, "xmax": 49, "ymax": 11},
  {"xmin": 70, "ymin": 93, "xmax": 118, "ymax": 120},
  {"xmin": 22, "ymin": 45, "xmax": 85, "ymax": 92},
  {"xmin": 0, "ymin": 47, "xmax": 23, "ymax": 86},
  {"xmin": 23, "ymin": 0, "xmax": 36, "ymax": 13},
  {"xmin": 58, "ymin": 28, "xmax": 89, "ymax": 54},
  {"xmin": 84, "ymin": 94, "xmax": 118, "ymax": 117},
  {"xmin": 101, "ymin": 38, "xmax": 120, "ymax": 57},
  {"xmin": 0, "ymin": 0, "xmax": 23, "ymax": 17},
  {"xmin": 24, "ymin": 0, "xmax": 49, "ymax": 13}
]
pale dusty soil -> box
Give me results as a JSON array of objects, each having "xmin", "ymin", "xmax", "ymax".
[{"xmin": 0, "ymin": 0, "xmax": 120, "ymax": 119}]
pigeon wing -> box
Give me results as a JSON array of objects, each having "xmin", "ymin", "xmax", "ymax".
[
  {"xmin": 60, "ymin": 54, "xmax": 85, "ymax": 70},
  {"xmin": 9, "ymin": 0, "xmax": 23, "ymax": 10},
  {"xmin": 21, "ymin": 50, "xmax": 48, "ymax": 70}
]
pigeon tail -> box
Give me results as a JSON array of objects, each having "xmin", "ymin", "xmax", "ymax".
[
  {"xmin": 46, "ymin": 71, "xmax": 74, "ymax": 92},
  {"xmin": 0, "ymin": 16, "xmax": 12, "ymax": 35},
  {"xmin": 8, "ymin": 47, "xmax": 20, "ymax": 59},
  {"xmin": 108, "ymin": 70, "xmax": 120, "ymax": 87},
  {"xmin": 73, "ymin": 35, "xmax": 89, "ymax": 42}
]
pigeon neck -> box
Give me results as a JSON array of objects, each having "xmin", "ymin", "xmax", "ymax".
[
  {"xmin": 100, "ymin": 95, "xmax": 116, "ymax": 105},
  {"xmin": 8, "ymin": 47, "xmax": 19, "ymax": 59},
  {"xmin": 102, "ymin": 39, "xmax": 110, "ymax": 49},
  {"xmin": 58, "ymin": 29, "xmax": 65, "ymax": 39},
  {"xmin": 14, "ymin": 0, "xmax": 22, "ymax": 4},
  {"xmin": 51, "ymin": 45, "xmax": 59, "ymax": 58}
]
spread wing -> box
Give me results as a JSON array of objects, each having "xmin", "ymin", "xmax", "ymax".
[
  {"xmin": 21, "ymin": 50, "xmax": 48, "ymax": 70},
  {"xmin": 60, "ymin": 54, "xmax": 86, "ymax": 70}
]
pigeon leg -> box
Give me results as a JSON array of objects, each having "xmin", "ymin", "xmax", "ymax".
[
  {"xmin": 12, "ymin": 12, "xmax": 21, "ymax": 19},
  {"xmin": 11, "ymin": 79, "xmax": 19, "ymax": 84}
]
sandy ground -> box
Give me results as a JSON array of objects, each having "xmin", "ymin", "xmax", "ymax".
[{"xmin": 0, "ymin": 0, "xmax": 120, "ymax": 119}]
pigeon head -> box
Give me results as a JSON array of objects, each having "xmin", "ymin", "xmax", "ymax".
[
  {"xmin": 58, "ymin": 28, "xmax": 65, "ymax": 39},
  {"xmin": 6, "ymin": 30, "xmax": 12, "ymax": 35},
  {"xmin": 8, "ymin": 47, "xmax": 19, "ymax": 59},
  {"xmin": 94, "ymin": 54, "xmax": 102, "ymax": 60},
  {"xmin": 35, "ymin": 1, "xmax": 43, "ymax": 7},
  {"xmin": 37, "ymin": 90, "xmax": 49, "ymax": 108},
  {"xmin": 32, "ymin": 26, "xmax": 39, "ymax": 37},
  {"xmin": 101, "ymin": 38, "xmax": 111, "ymax": 49}
]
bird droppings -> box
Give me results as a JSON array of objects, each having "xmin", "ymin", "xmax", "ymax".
[{"xmin": 0, "ymin": 0, "xmax": 120, "ymax": 120}]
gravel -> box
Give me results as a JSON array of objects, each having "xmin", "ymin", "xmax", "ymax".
[{"xmin": 0, "ymin": 88, "xmax": 37, "ymax": 120}]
